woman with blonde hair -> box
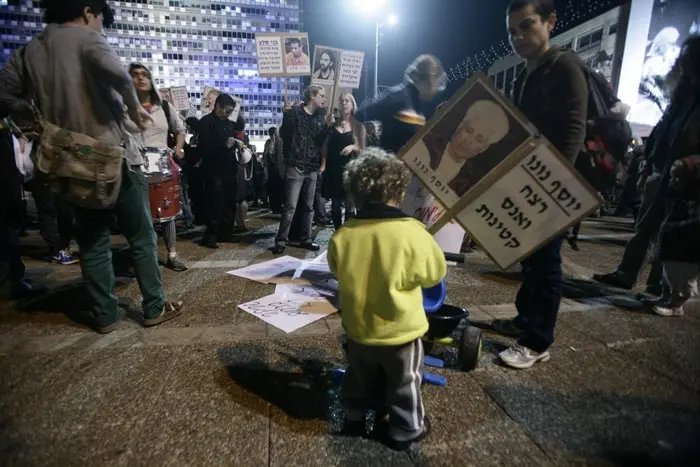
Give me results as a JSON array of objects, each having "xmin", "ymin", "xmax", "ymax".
[{"xmin": 321, "ymin": 92, "xmax": 366, "ymax": 229}]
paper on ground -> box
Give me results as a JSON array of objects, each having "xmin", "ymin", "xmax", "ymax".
[
  {"xmin": 238, "ymin": 285, "xmax": 337, "ymax": 333},
  {"xmin": 227, "ymin": 255, "xmax": 335, "ymax": 287},
  {"xmin": 226, "ymin": 255, "xmax": 303, "ymax": 284}
]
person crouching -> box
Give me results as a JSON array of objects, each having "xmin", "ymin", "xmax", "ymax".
[{"xmin": 328, "ymin": 148, "xmax": 447, "ymax": 451}]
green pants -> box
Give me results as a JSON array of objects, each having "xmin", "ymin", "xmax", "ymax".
[{"xmin": 72, "ymin": 164, "xmax": 164, "ymax": 326}]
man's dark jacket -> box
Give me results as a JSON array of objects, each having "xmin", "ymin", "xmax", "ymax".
[{"xmin": 512, "ymin": 47, "xmax": 589, "ymax": 163}]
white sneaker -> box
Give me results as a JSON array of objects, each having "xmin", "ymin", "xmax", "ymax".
[
  {"xmin": 652, "ymin": 304, "xmax": 684, "ymax": 317},
  {"xmin": 499, "ymin": 344, "xmax": 551, "ymax": 369}
]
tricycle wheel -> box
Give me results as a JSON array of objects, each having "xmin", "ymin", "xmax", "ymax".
[{"xmin": 458, "ymin": 326, "xmax": 482, "ymax": 371}]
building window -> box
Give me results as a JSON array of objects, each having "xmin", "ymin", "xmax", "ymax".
[
  {"xmin": 578, "ymin": 28, "xmax": 603, "ymax": 51},
  {"xmin": 608, "ymin": 23, "xmax": 618, "ymax": 36}
]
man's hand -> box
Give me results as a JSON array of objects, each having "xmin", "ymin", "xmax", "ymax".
[
  {"xmin": 174, "ymin": 147, "xmax": 185, "ymax": 160},
  {"xmin": 225, "ymin": 137, "xmax": 236, "ymax": 149},
  {"xmin": 129, "ymin": 106, "xmax": 152, "ymax": 130}
]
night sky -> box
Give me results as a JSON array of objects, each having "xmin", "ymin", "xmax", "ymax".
[
  {"xmin": 303, "ymin": 0, "xmax": 514, "ymax": 104},
  {"xmin": 303, "ymin": 0, "xmax": 626, "ymax": 105}
]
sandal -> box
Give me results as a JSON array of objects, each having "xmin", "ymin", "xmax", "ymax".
[{"xmin": 142, "ymin": 301, "xmax": 184, "ymax": 327}]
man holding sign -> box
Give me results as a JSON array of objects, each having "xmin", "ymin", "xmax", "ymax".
[{"xmin": 492, "ymin": 0, "xmax": 589, "ymax": 369}]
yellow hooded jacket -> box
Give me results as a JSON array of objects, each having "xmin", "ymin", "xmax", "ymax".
[{"xmin": 328, "ymin": 204, "xmax": 447, "ymax": 346}]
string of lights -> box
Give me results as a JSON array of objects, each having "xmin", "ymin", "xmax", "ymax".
[{"xmin": 446, "ymin": 0, "xmax": 625, "ymax": 83}]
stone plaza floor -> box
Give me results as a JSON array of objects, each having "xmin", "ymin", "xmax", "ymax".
[{"xmin": 1, "ymin": 214, "xmax": 699, "ymax": 466}]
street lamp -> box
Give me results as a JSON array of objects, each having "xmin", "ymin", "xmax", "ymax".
[{"xmin": 348, "ymin": 0, "xmax": 397, "ymax": 98}]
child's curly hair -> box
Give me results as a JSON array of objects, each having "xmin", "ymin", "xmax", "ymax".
[{"xmin": 343, "ymin": 148, "xmax": 412, "ymax": 207}]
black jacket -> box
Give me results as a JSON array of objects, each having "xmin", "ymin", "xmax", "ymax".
[
  {"xmin": 0, "ymin": 131, "xmax": 24, "ymax": 223},
  {"xmin": 196, "ymin": 112, "xmax": 238, "ymax": 178},
  {"xmin": 354, "ymin": 82, "xmax": 428, "ymax": 156},
  {"xmin": 512, "ymin": 47, "xmax": 589, "ymax": 163},
  {"xmin": 279, "ymin": 104, "xmax": 327, "ymax": 173}
]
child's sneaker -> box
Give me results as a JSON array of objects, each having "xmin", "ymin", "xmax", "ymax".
[
  {"xmin": 499, "ymin": 344, "xmax": 550, "ymax": 369},
  {"xmin": 652, "ymin": 303, "xmax": 684, "ymax": 317},
  {"xmin": 53, "ymin": 249, "xmax": 79, "ymax": 265},
  {"xmin": 373, "ymin": 415, "xmax": 431, "ymax": 451}
]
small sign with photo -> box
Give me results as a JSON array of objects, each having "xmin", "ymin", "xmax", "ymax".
[
  {"xmin": 254, "ymin": 32, "xmax": 312, "ymax": 77},
  {"xmin": 311, "ymin": 45, "xmax": 341, "ymax": 85}
]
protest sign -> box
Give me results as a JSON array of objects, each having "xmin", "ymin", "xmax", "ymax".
[
  {"xmin": 254, "ymin": 32, "xmax": 311, "ymax": 77},
  {"xmin": 397, "ymin": 73, "xmax": 601, "ymax": 270},
  {"xmin": 169, "ymin": 86, "xmax": 190, "ymax": 111},
  {"xmin": 451, "ymin": 142, "xmax": 602, "ymax": 269},
  {"xmin": 400, "ymin": 178, "xmax": 465, "ymax": 254},
  {"xmin": 311, "ymin": 45, "xmax": 340, "ymax": 85},
  {"xmin": 200, "ymin": 86, "xmax": 242, "ymax": 122},
  {"xmin": 238, "ymin": 286, "xmax": 336, "ymax": 333},
  {"xmin": 337, "ymin": 49, "xmax": 364, "ymax": 89},
  {"xmin": 158, "ymin": 88, "xmax": 173, "ymax": 105}
]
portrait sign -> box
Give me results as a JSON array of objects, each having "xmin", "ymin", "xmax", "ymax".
[
  {"xmin": 158, "ymin": 87, "xmax": 174, "ymax": 106},
  {"xmin": 254, "ymin": 32, "xmax": 311, "ymax": 77},
  {"xmin": 169, "ymin": 86, "xmax": 191, "ymax": 112},
  {"xmin": 311, "ymin": 45, "xmax": 341, "ymax": 85},
  {"xmin": 452, "ymin": 142, "xmax": 602, "ymax": 269},
  {"xmin": 398, "ymin": 73, "xmax": 534, "ymax": 212},
  {"xmin": 398, "ymin": 73, "xmax": 602, "ymax": 270},
  {"xmin": 337, "ymin": 49, "xmax": 365, "ymax": 89},
  {"xmin": 200, "ymin": 86, "xmax": 242, "ymax": 122}
]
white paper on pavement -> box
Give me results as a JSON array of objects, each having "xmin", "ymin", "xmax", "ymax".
[
  {"xmin": 226, "ymin": 255, "xmax": 303, "ymax": 284},
  {"xmin": 238, "ymin": 286, "xmax": 337, "ymax": 333}
]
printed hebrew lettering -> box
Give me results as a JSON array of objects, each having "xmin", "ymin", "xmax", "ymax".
[
  {"xmin": 557, "ymin": 188, "xmax": 572, "ymax": 202},
  {"xmin": 476, "ymin": 204, "xmax": 490, "ymax": 217},
  {"xmin": 506, "ymin": 238, "xmax": 521, "ymax": 248},
  {"xmin": 520, "ymin": 185, "xmax": 533, "ymax": 197},
  {"xmin": 526, "ymin": 154, "xmax": 539, "ymax": 169},
  {"xmin": 502, "ymin": 197, "xmax": 515, "ymax": 210},
  {"xmin": 574, "ymin": 202, "xmax": 581, "ymax": 210},
  {"xmin": 499, "ymin": 228, "xmax": 512, "ymax": 240},
  {"xmin": 538, "ymin": 169, "xmax": 551, "ymax": 182},
  {"xmin": 496, "ymin": 221, "xmax": 503, "ymax": 230},
  {"xmin": 551, "ymin": 180, "xmax": 562, "ymax": 193},
  {"xmin": 538, "ymin": 201, "xmax": 548, "ymax": 214},
  {"xmin": 509, "ymin": 205, "xmax": 519, "ymax": 217},
  {"xmin": 514, "ymin": 211, "xmax": 531, "ymax": 230},
  {"xmin": 486, "ymin": 212, "xmax": 494, "ymax": 222},
  {"xmin": 528, "ymin": 193, "xmax": 541, "ymax": 206},
  {"xmin": 488, "ymin": 216, "xmax": 498, "ymax": 227}
]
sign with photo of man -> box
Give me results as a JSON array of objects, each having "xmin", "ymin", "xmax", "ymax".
[
  {"xmin": 398, "ymin": 73, "xmax": 602, "ymax": 270},
  {"xmin": 200, "ymin": 86, "xmax": 242, "ymax": 122},
  {"xmin": 311, "ymin": 46, "xmax": 340, "ymax": 85},
  {"xmin": 400, "ymin": 74, "xmax": 533, "ymax": 210},
  {"xmin": 254, "ymin": 32, "xmax": 312, "ymax": 77}
]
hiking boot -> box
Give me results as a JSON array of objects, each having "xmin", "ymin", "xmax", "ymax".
[
  {"xmin": 499, "ymin": 344, "xmax": 551, "ymax": 369},
  {"xmin": 271, "ymin": 244, "xmax": 286, "ymax": 255},
  {"xmin": 300, "ymin": 241, "xmax": 320, "ymax": 252}
]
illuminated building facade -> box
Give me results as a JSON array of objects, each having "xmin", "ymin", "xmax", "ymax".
[{"xmin": 0, "ymin": 0, "xmax": 304, "ymax": 141}]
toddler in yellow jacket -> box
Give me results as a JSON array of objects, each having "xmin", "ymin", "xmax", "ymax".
[{"xmin": 328, "ymin": 148, "xmax": 447, "ymax": 451}]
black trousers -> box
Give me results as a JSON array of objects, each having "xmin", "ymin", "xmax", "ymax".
[
  {"xmin": 204, "ymin": 176, "xmax": 237, "ymax": 241},
  {"xmin": 25, "ymin": 177, "xmax": 74, "ymax": 255},
  {"xmin": 515, "ymin": 236, "xmax": 565, "ymax": 353},
  {"xmin": 267, "ymin": 166, "xmax": 284, "ymax": 213},
  {"xmin": 0, "ymin": 212, "xmax": 25, "ymax": 298}
]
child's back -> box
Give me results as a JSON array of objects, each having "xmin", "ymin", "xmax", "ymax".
[
  {"xmin": 328, "ymin": 205, "xmax": 446, "ymax": 346},
  {"xmin": 327, "ymin": 148, "xmax": 446, "ymax": 451}
]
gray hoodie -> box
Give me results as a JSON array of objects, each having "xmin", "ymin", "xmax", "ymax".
[{"xmin": 0, "ymin": 24, "xmax": 142, "ymax": 165}]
